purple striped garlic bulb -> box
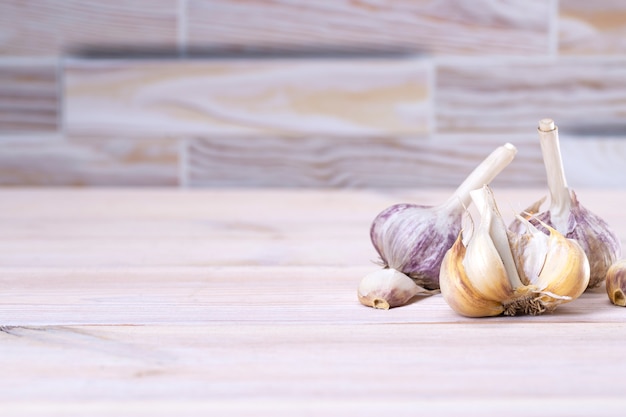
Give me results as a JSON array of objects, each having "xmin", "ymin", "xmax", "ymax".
[
  {"xmin": 358, "ymin": 143, "xmax": 517, "ymax": 309},
  {"xmin": 510, "ymin": 119, "xmax": 621, "ymax": 290}
]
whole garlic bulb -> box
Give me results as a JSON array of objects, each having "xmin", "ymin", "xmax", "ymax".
[
  {"xmin": 440, "ymin": 185, "xmax": 589, "ymax": 318},
  {"xmin": 368, "ymin": 143, "xmax": 517, "ymax": 292},
  {"xmin": 510, "ymin": 119, "xmax": 621, "ymax": 289}
]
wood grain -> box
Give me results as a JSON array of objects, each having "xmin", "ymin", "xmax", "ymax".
[
  {"xmin": 0, "ymin": 189, "xmax": 622, "ymax": 268},
  {"xmin": 560, "ymin": 0, "xmax": 626, "ymax": 54},
  {"xmin": 0, "ymin": 0, "xmax": 178, "ymax": 56},
  {"xmin": 0, "ymin": 188, "xmax": 626, "ymax": 416},
  {"xmin": 0, "ymin": 62, "xmax": 58, "ymax": 133},
  {"xmin": 0, "ymin": 135, "xmax": 179, "ymax": 186},
  {"xmin": 436, "ymin": 57, "xmax": 626, "ymax": 134},
  {"xmin": 187, "ymin": 0, "xmax": 553, "ymax": 55},
  {"xmin": 184, "ymin": 134, "xmax": 544, "ymax": 188},
  {"xmin": 64, "ymin": 58, "xmax": 431, "ymax": 137},
  {"xmin": 1, "ymin": 266, "xmax": 623, "ymax": 326}
]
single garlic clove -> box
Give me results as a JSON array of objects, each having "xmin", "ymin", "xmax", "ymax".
[
  {"xmin": 606, "ymin": 260, "xmax": 626, "ymax": 307},
  {"xmin": 357, "ymin": 268, "xmax": 429, "ymax": 310},
  {"xmin": 370, "ymin": 143, "xmax": 517, "ymax": 290},
  {"xmin": 439, "ymin": 234, "xmax": 505, "ymax": 317}
]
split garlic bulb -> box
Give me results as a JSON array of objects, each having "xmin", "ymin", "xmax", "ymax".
[
  {"xmin": 510, "ymin": 119, "xmax": 621, "ymax": 289},
  {"xmin": 367, "ymin": 143, "xmax": 517, "ymax": 292},
  {"xmin": 606, "ymin": 260, "xmax": 626, "ymax": 307},
  {"xmin": 440, "ymin": 185, "xmax": 589, "ymax": 318}
]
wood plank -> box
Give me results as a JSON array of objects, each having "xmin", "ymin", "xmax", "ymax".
[
  {"xmin": 0, "ymin": 266, "xmax": 622, "ymax": 326},
  {"xmin": 0, "ymin": 0, "xmax": 178, "ymax": 56},
  {"xmin": 0, "ymin": 188, "xmax": 625, "ymax": 416},
  {"xmin": 0, "ymin": 135, "xmax": 179, "ymax": 186},
  {"xmin": 560, "ymin": 0, "xmax": 626, "ymax": 54},
  {"xmin": 187, "ymin": 0, "xmax": 553, "ymax": 56},
  {"xmin": 0, "ymin": 189, "xmax": 622, "ymax": 268},
  {"xmin": 4, "ymin": 398, "xmax": 626, "ymax": 417},
  {"xmin": 64, "ymin": 58, "xmax": 432, "ymax": 137},
  {"xmin": 1, "ymin": 323, "xmax": 626, "ymax": 413},
  {"xmin": 436, "ymin": 57, "xmax": 626, "ymax": 134},
  {"xmin": 184, "ymin": 134, "xmax": 543, "ymax": 188},
  {"xmin": 0, "ymin": 62, "xmax": 58, "ymax": 133}
]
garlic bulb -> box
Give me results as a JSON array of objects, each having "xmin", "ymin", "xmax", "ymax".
[
  {"xmin": 358, "ymin": 269, "xmax": 433, "ymax": 310},
  {"xmin": 510, "ymin": 119, "xmax": 621, "ymax": 289},
  {"xmin": 606, "ymin": 260, "xmax": 626, "ymax": 307},
  {"xmin": 368, "ymin": 143, "xmax": 517, "ymax": 293},
  {"xmin": 440, "ymin": 185, "xmax": 589, "ymax": 318}
]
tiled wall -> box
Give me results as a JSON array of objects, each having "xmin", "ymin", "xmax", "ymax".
[{"xmin": 1, "ymin": 0, "xmax": 625, "ymax": 187}]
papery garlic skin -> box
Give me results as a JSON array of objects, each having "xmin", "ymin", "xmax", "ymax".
[
  {"xmin": 606, "ymin": 260, "xmax": 626, "ymax": 307},
  {"xmin": 357, "ymin": 268, "xmax": 429, "ymax": 310},
  {"xmin": 510, "ymin": 217, "xmax": 590, "ymax": 311},
  {"xmin": 440, "ymin": 185, "xmax": 589, "ymax": 318},
  {"xmin": 370, "ymin": 144, "xmax": 517, "ymax": 291}
]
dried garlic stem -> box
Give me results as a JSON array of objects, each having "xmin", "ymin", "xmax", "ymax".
[
  {"xmin": 538, "ymin": 119, "xmax": 571, "ymax": 233},
  {"xmin": 442, "ymin": 143, "xmax": 518, "ymax": 212}
]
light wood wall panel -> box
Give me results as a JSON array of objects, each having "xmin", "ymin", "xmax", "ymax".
[
  {"xmin": 0, "ymin": 135, "xmax": 179, "ymax": 186},
  {"xmin": 560, "ymin": 0, "xmax": 626, "ymax": 54},
  {"xmin": 0, "ymin": 0, "xmax": 178, "ymax": 56},
  {"xmin": 184, "ymin": 134, "xmax": 542, "ymax": 188},
  {"xmin": 559, "ymin": 136, "xmax": 626, "ymax": 188},
  {"xmin": 65, "ymin": 58, "xmax": 432, "ymax": 137},
  {"xmin": 187, "ymin": 0, "xmax": 553, "ymax": 55},
  {"xmin": 436, "ymin": 57, "xmax": 626, "ymax": 134},
  {"xmin": 0, "ymin": 63, "xmax": 58, "ymax": 133}
]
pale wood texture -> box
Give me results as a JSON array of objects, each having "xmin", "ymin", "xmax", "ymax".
[
  {"xmin": 1, "ymin": 188, "xmax": 625, "ymax": 416},
  {"xmin": 187, "ymin": 0, "xmax": 553, "ymax": 55},
  {"xmin": 436, "ymin": 57, "xmax": 626, "ymax": 134},
  {"xmin": 560, "ymin": 0, "xmax": 626, "ymax": 54},
  {"xmin": 2, "ymin": 1, "xmax": 626, "ymax": 188},
  {"xmin": 185, "ymin": 134, "xmax": 545, "ymax": 188},
  {"xmin": 0, "ymin": 0, "xmax": 178, "ymax": 56},
  {"xmin": 0, "ymin": 135, "xmax": 179, "ymax": 186},
  {"xmin": 0, "ymin": 62, "xmax": 58, "ymax": 132},
  {"xmin": 64, "ymin": 58, "xmax": 431, "ymax": 137}
]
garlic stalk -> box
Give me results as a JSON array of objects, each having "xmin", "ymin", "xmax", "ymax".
[
  {"xmin": 511, "ymin": 119, "xmax": 621, "ymax": 289},
  {"xmin": 367, "ymin": 143, "xmax": 517, "ymax": 295},
  {"xmin": 606, "ymin": 260, "xmax": 626, "ymax": 307},
  {"xmin": 439, "ymin": 185, "xmax": 589, "ymax": 318}
]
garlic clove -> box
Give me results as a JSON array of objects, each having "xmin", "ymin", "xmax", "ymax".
[
  {"xmin": 606, "ymin": 260, "xmax": 626, "ymax": 307},
  {"xmin": 357, "ymin": 268, "xmax": 430, "ymax": 310},
  {"xmin": 462, "ymin": 186, "xmax": 522, "ymax": 303},
  {"xmin": 370, "ymin": 143, "xmax": 517, "ymax": 290},
  {"xmin": 439, "ymin": 234, "xmax": 506, "ymax": 317}
]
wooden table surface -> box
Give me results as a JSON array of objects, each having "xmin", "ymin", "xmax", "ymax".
[{"xmin": 1, "ymin": 187, "xmax": 625, "ymax": 416}]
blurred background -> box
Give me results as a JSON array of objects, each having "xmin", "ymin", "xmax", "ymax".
[{"xmin": 0, "ymin": 0, "xmax": 625, "ymax": 188}]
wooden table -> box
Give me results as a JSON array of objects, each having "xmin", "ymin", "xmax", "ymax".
[{"xmin": 1, "ymin": 188, "xmax": 625, "ymax": 416}]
